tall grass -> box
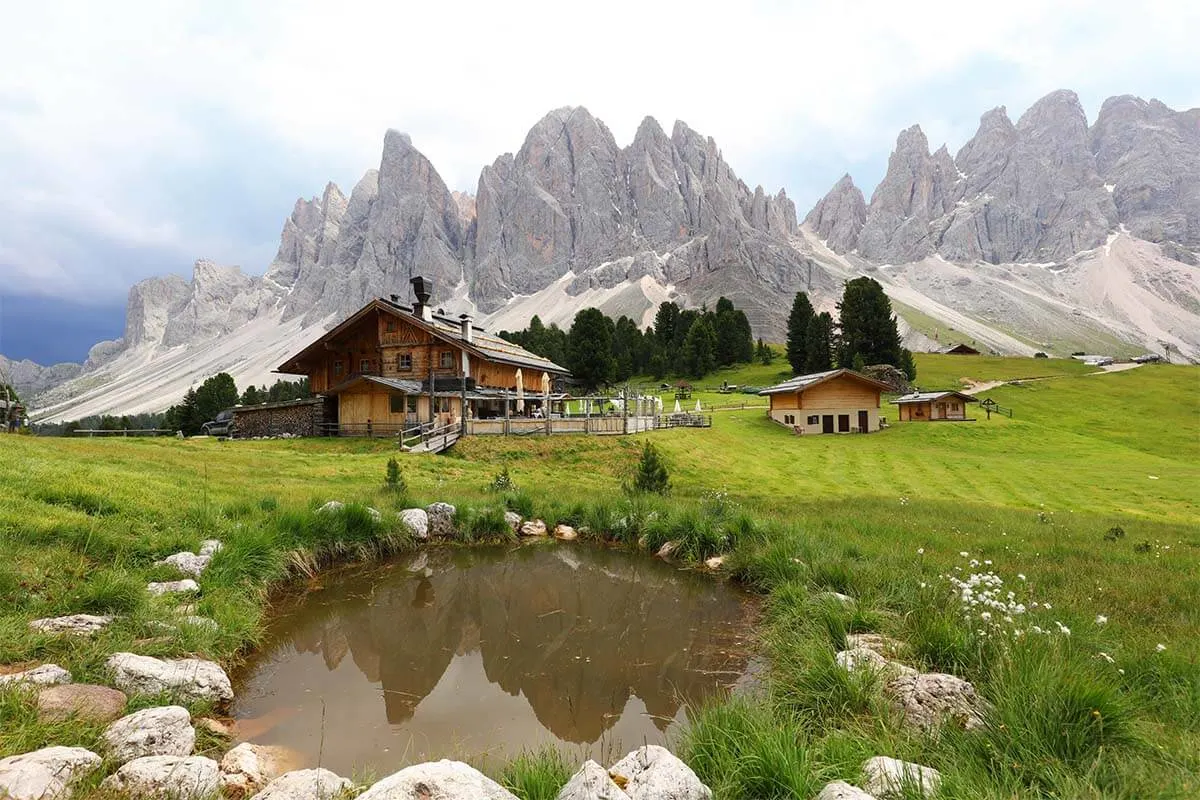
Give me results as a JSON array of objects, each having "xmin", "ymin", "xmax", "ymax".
[{"xmin": 496, "ymin": 747, "xmax": 573, "ymax": 800}]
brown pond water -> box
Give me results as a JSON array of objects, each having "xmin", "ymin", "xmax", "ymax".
[{"xmin": 230, "ymin": 542, "xmax": 756, "ymax": 774}]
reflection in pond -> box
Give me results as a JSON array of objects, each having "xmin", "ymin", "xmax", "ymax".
[{"xmin": 230, "ymin": 543, "xmax": 755, "ymax": 774}]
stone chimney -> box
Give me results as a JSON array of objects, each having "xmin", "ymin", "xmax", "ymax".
[{"xmin": 459, "ymin": 313, "xmax": 473, "ymax": 343}]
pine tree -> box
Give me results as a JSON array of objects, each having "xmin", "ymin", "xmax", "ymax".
[
  {"xmin": 756, "ymin": 338, "xmax": 775, "ymax": 365},
  {"xmin": 629, "ymin": 441, "xmax": 670, "ymax": 495},
  {"xmin": 803, "ymin": 312, "xmax": 835, "ymax": 373},
  {"xmin": 786, "ymin": 292, "xmax": 814, "ymax": 375},
  {"xmin": 566, "ymin": 308, "xmax": 615, "ymax": 392},
  {"xmin": 900, "ymin": 348, "xmax": 918, "ymax": 381},
  {"xmin": 837, "ymin": 277, "xmax": 903, "ymax": 368}
]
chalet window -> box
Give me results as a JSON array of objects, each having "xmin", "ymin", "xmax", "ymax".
[
  {"xmin": 333, "ymin": 361, "xmax": 344, "ymax": 377},
  {"xmin": 783, "ymin": 414, "xmax": 794, "ymax": 425},
  {"xmin": 389, "ymin": 394, "xmax": 405, "ymax": 414},
  {"xmin": 439, "ymin": 350, "xmax": 454, "ymax": 369},
  {"xmin": 360, "ymin": 358, "xmax": 371, "ymax": 373},
  {"xmin": 385, "ymin": 320, "xmax": 396, "ymax": 333},
  {"xmin": 434, "ymin": 396, "xmax": 452, "ymax": 413},
  {"xmin": 396, "ymin": 353, "xmax": 412, "ymax": 371},
  {"xmin": 406, "ymin": 396, "xmax": 418, "ymax": 414},
  {"xmin": 807, "ymin": 415, "xmax": 819, "ymax": 425}
]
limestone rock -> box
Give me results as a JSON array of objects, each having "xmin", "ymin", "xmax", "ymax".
[
  {"xmin": 608, "ymin": 745, "xmax": 712, "ymax": 800},
  {"xmin": 520, "ymin": 519, "xmax": 548, "ymax": 537},
  {"xmin": 102, "ymin": 705, "xmax": 195, "ymax": 763},
  {"xmin": 156, "ymin": 551, "xmax": 211, "ymax": 578},
  {"xmin": 0, "ymin": 664, "xmax": 72, "ymax": 687},
  {"xmin": 555, "ymin": 760, "xmax": 631, "ymax": 800},
  {"xmin": 357, "ymin": 760, "xmax": 516, "ymax": 800},
  {"xmin": 317, "ymin": 500, "xmax": 345, "ymax": 514},
  {"xmin": 425, "ymin": 503, "xmax": 457, "ymax": 538},
  {"xmin": 0, "ymin": 746, "xmax": 102, "ymax": 800},
  {"xmin": 219, "ymin": 743, "xmax": 295, "ymax": 798},
  {"xmin": 553, "ymin": 524, "xmax": 578, "ymax": 540},
  {"xmin": 503, "ymin": 511, "xmax": 522, "ymax": 534},
  {"xmin": 37, "ymin": 684, "xmax": 127, "ymax": 723},
  {"xmin": 147, "ymin": 579, "xmax": 200, "ymax": 596},
  {"xmin": 28, "ymin": 614, "xmax": 112, "ymax": 636},
  {"xmin": 861, "ymin": 757, "xmax": 941, "ymax": 799},
  {"xmin": 199, "ymin": 539, "xmax": 223, "ymax": 556},
  {"xmin": 703, "ymin": 555, "xmax": 726, "ymax": 570},
  {"xmin": 817, "ymin": 591, "xmax": 855, "ymax": 606},
  {"xmin": 885, "ymin": 671, "xmax": 985, "ymax": 731},
  {"xmin": 400, "ymin": 508, "xmax": 429, "ymax": 540},
  {"xmin": 805, "ymin": 174, "xmax": 868, "ymax": 252},
  {"xmin": 197, "ymin": 717, "xmax": 234, "ymax": 738},
  {"xmin": 656, "ymin": 541, "xmax": 678, "ymax": 559},
  {"xmin": 106, "ymin": 652, "xmax": 233, "ymax": 703},
  {"xmin": 815, "ymin": 781, "xmax": 877, "ymax": 800},
  {"xmin": 100, "ymin": 755, "xmax": 220, "ymax": 799},
  {"xmin": 845, "ymin": 633, "xmax": 906, "ymax": 658},
  {"xmin": 254, "ymin": 768, "xmax": 354, "ymax": 800},
  {"xmin": 835, "ymin": 648, "xmax": 915, "ymax": 678}
]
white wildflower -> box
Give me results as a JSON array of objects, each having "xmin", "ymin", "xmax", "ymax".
[
  {"xmin": 1156, "ymin": 643, "xmax": 1166, "ymax": 652},
  {"xmin": 959, "ymin": 551, "xmax": 969, "ymax": 557},
  {"xmin": 1095, "ymin": 614, "xmax": 1107, "ymax": 625},
  {"xmin": 1055, "ymin": 621, "xmax": 1071, "ymax": 636},
  {"xmin": 1017, "ymin": 573, "xmax": 1026, "ymax": 581},
  {"xmin": 917, "ymin": 547, "xmax": 924, "ymax": 555},
  {"xmin": 1098, "ymin": 652, "xmax": 1114, "ymax": 664}
]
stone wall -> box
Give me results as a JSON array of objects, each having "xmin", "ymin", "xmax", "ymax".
[{"xmin": 231, "ymin": 398, "xmax": 325, "ymax": 438}]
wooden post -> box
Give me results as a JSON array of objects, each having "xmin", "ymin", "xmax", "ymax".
[{"xmin": 504, "ymin": 393, "xmax": 510, "ymax": 436}]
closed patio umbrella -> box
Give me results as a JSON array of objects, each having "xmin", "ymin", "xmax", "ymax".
[
  {"xmin": 515, "ymin": 369, "xmax": 524, "ymax": 413},
  {"xmin": 695, "ymin": 399, "xmax": 702, "ymax": 413},
  {"xmin": 673, "ymin": 398, "xmax": 682, "ymax": 414},
  {"xmin": 541, "ymin": 372, "xmax": 551, "ymax": 416}
]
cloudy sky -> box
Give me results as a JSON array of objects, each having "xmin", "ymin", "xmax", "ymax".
[{"xmin": 1, "ymin": 0, "xmax": 1197, "ymax": 363}]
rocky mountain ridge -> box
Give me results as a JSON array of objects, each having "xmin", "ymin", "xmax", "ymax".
[{"xmin": 16, "ymin": 91, "xmax": 1200, "ymax": 419}]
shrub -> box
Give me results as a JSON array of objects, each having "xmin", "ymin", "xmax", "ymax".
[
  {"xmin": 497, "ymin": 748, "xmax": 572, "ymax": 800},
  {"xmin": 1035, "ymin": 351, "xmax": 1049, "ymax": 358},
  {"xmin": 258, "ymin": 497, "xmax": 278, "ymax": 512},
  {"xmin": 1103, "ymin": 526, "xmax": 1125, "ymax": 541},
  {"xmin": 384, "ymin": 457, "xmax": 406, "ymax": 493},
  {"xmin": 487, "ymin": 466, "xmax": 517, "ymax": 493},
  {"xmin": 627, "ymin": 441, "xmax": 670, "ymax": 495}
]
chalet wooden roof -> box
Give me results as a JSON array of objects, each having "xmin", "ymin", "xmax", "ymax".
[
  {"xmin": 758, "ymin": 368, "xmax": 893, "ymax": 396},
  {"xmin": 890, "ymin": 390, "xmax": 978, "ymax": 405},
  {"xmin": 275, "ymin": 298, "xmax": 569, "ymax": 376}
]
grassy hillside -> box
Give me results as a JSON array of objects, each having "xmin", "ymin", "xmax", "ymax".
[{"xmin": 1, "ymin": 363, "xmax": 1197, "ymax": 797}]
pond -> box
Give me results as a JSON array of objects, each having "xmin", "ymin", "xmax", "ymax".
[{"xmin": 230, "ymin": 542, "xmax": 757, "ymax": 774}]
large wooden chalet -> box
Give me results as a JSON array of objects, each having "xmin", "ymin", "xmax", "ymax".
[
  {"xmin": 275, "ymin": 278, "xmax": 569, "ymax": 434},
  {"xmin": 758, "ymin": 368, "xmax": 892, "ymax": 434}
]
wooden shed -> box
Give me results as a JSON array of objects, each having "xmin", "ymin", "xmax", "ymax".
[
  {"xmin": 758, "ymin": 368, "xmax": 891, "ymax": 434},
  {"xmin": 891, "ymin": 390, "xmax": 977, "ymax": 421},
  {"xmin": 942, "ymin": 343, "xmax": 981, "ymax": 355}
]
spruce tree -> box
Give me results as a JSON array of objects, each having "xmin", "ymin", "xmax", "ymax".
[
  {"xmin": 566, "ymin": 308, "xmax": 615, "ymax": 392},
  {"xmin": 629, "ymin": 441, "xmax": 670, "ymax": 495},
  {"xmin": 786, "ymin": 292, "xmax": 814, "ymax": 375},
  {"xmin": 803, "ymin": 312, "xmax": 835, "ymax": 373},
  {"xmin": 837, "ymin": 277, "xmax": 902, "ymax": 368},
  {"xmin": 680, "ymin": 316, "xmax": 718, "ymax": 379}
]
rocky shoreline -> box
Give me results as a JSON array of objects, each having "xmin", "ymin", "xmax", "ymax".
[{"xmin": 1, "ymin": 501, "xmax": 959, "ymax": 800}]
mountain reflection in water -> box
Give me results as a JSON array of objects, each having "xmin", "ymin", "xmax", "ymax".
[{"xmin": 230, "ymin": 543, "xmax": 755, "ymax": 773}]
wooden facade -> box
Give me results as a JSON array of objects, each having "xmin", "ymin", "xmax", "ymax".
[
  {"xmin": 276, "ymin": 296, "xmax": 569, "ymax": 432},
  {"xmin": 892, "ymin": 391, "xmax": 977, "ymax": 422},
  {"xmin": 759, "ymin": 369, "xmax": 890, "ymax": 434}
]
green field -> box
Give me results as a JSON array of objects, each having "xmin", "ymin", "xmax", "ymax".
[{"xmin": 1, "ymin": 358, "xmax": 1198, "ymax": 798}]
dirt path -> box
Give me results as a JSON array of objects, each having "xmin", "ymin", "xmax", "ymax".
[{"xmin": 964, "ymin": 362, "xmax": 1142, "ymax": 395}]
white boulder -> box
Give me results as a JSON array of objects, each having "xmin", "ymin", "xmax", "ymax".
[
  {"xmin": 835, "ymin": 648, "xmax": 916, "ymax": 678},
  {"xmin": 28, "ymin": 614, "xmax": 112, "ymax": 636},
  {"xmin": 219, "ymin": 743, "xmax": 293, "ymax": 797},
  {"xmin": 106, "ymin": 653, "xmax": 233, "ymax": 703},
  {"xmin": 0, "ymin": 664, "xmax": 72, "ymax": 687},
  {"xmin": 199, "ymin": 539, "xmax": 223, "ymax": 557},
  {"xmin": 155, "ymin": 552, "xmax": 211, "ymax": 578},
  {"xmin": 861, "ymin": 757, "xmax": 941, "ymax": 799},
  {"xmin": 317, "ymin": 501, "xmax": 345, "ymax": 514},
  {"xmin": 703, "ymin": 555, "xmax": 726, "ymax": 570},
  {"xmin": 147, "ymin": 579, "xmax": 200, "ymax": 596},
  {"xmin": 425, "ymin": 503, "xmax": 457, "ymax": 538},
  {"xmin": 400, "ymin": 509, "xmax": 429, "ymax": 540},
  {"xmin": 556, "ymin": 760, "xmax": 630, "ymax": 800},
  {"xmin": 608, "ymin": 745, "xmax": 712, "ymax": 800},
  {"xmin": 656, "ymin": 541, "xmax": 678, "ymax": 559},
  {"xmin": 100, "ymin": 755, "xmax": 220, "ymax": 799},
  {"xmin": 503, "ymin": 511, "xmax": 522, "ymax": 533},
  {"xmin": 815, "ymin": 781, "xmax": 878, "ymax": 800},
  {"xmin": 0, "ymin": 746, "xmax": 101, "ymax": 800},
  {"xmin": 553, "ymin": 524, "xmax": 578, "ymax": 540},
  {"xmin": 254, "ymin": 768, "xmax": 354, "ymax": 799},
  {"xmin": 357, "ymin": 760, "xmax": 517, "ymax": 800},
  {"xmin": 845, "ymin": 633, "xmax": 906, "ymax": 658},
  {"xmin": 520, "ymin": 519, "xmax": 548, "ymax": 537},
  {"xmin": 885, "ymin": 672, "xmax": 985, "ymax": 731},
  {"xmin": 817, "ymin": 591, "xmax": 855, "ymax": 606},
  {"xmin": 102, "ymin": 705, "xmax": 195, "ymax": 763}
]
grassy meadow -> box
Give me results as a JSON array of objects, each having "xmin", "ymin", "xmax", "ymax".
[{"xmin": 0, "ymin": 357, "xmax": 1197, "ymax": 798}]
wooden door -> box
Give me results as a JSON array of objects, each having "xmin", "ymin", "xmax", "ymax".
[
  {"xmin": 822, "ymin": 415, "xmax": 834, "ymax": 434},
  {"xmin": 838, "ymin": 414, "xmax": 850, "ymax": 432},
  {"xmin": 858, "ymin": 410, "xmax": 869, "ymax": 432}
]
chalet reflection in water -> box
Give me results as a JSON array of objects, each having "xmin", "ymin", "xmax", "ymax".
[{"xmin": 231, "ymin": 544, "xmax": 754, "ymax": 771}]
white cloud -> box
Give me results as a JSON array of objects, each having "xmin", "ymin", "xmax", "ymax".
[{"xmin": 1, "ymin": 0, "xmax": 1198, "ymax": 300}]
